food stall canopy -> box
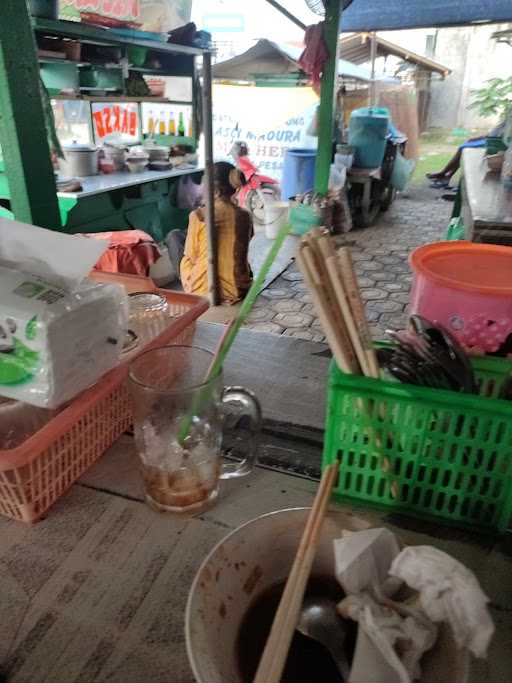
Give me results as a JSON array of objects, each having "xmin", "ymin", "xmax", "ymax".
[
  {"xmin": 212, "ymin": 39, "xmax": 371, "ymax": 82},
  {"xmin": 340, "ymin": 33, "xmax": 451, "ymax": 78},
  {"xmin": 339, "ymin": 0, "xmax": 512, "ymax": 31}
]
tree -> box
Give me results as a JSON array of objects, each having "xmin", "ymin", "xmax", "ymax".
[{"xmin": 469, "ymin": 77, "xmax": 512, "ymax": 119}]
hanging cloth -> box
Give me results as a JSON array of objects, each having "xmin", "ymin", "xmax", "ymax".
[{"xmin": 299, "ymin": 22, "xmax": 329, "ymax": 93}]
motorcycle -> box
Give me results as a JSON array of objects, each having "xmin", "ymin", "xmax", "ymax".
[{"xmin": 230, "ymin": 141, "xmax": 280, "ymax": 224}]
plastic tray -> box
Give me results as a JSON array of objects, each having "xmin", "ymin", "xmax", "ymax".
[
  {"xmin": 0, "ymin": 273, "xmax": 208, "ymax": 523},
  {"xmin": 323, "ymin": 351, "xmax": 512, "ymax": 533}
]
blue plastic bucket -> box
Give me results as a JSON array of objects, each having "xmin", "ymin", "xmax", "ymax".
[
  {"xmin": 282, "ymin": 149, "xmax": 317, "ymax": 200},
  {"xmin": 348, "ymin": 108, "xmax": 389, "ymax": 169}
]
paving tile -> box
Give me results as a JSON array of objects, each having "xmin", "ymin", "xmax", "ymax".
[
  {"xmin": 245, "ymin": 322, "xmax": 283, "ymax": 334},
  {"xmin": 280, "ymin": 269, "xmax": 303, "ymax": 282},
  {"xmin": 355, "ymin": 261, "xmax": 381, "ymax": 272},
  {"xmin": 356, "ymin": 276, "xmax": 376, "ymax": 288},
  {"xmin": 361, "ymin": 288, "xmax": 388, "ymax": 301},
  {"xmin": 282, "ymin": 328, "xmax": 325, "ymax": 343},
  {"xmin": 372, "ymin": 300, "xmax": 404, "ymax": 313},
  {"xmin": 291, "ymin": 280, "xmax": 308, "ymax": 292},
  {"xmin": 273, "ymin": 312, "xmax": 314, "ymax": 328},
  {"xmin": 260, "ymin": 287, "xmax": 292, "ymax": 299},
  {"xmin": 295, "ymin": 292, "xmax": 313, "ymax": 304},
  {"xmin": 246, "ymin": 308, "xmax": 275, "ymax": 323},
  {"xmin": 389, "ymin": 292, "xmax": 411, "ymax": 305},
  {"xmin": 378, "ymin": 313, "xmax": 408, "ymax": 330},
  {"xmin": 301, "ymin": 303, "xmax": 316, "ymax": 315},
  {"xmin": 270, "ymin": 299, "xmax": 304, "ymax": 313},
  {"xmin": 381, "ymin": 282, "xmax": 407, "ymax": 292},
  {"xmin": 370, "ymin": 271, "xmax": 398, "ymax": 283}
]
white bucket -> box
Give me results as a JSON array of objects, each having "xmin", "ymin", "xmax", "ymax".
[{"xmin": 264, "ymin": 200, "xmax": 289, "ymax": 239}]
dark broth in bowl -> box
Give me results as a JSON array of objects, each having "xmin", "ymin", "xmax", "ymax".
[{"xmin": 236, "ymin": 575, "xmax": 356, "ymax": 683}]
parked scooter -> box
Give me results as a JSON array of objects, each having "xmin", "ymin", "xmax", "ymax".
[{"xmin": 230, "ymin": 141, "xmax": 280, "ymax": 224}]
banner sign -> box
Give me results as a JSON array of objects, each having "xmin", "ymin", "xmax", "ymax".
[
  {"xmin": 91, "ymin": 103, "xmax": 140, "ymax": 142},
  {"xmin": 212, "ymin": 85, "xmax": 318, "ymax": 182}
]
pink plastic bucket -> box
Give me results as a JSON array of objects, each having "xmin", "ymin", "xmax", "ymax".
[{"xmin": 410, "ymin": 241, "xmax": 512, "ymax": 353}]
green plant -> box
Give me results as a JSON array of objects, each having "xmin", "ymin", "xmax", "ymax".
[{"xmin": 469, "ymin": 77, "xmax": 512, "ymax": 119}]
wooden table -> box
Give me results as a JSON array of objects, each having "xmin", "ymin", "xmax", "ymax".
[
  {"xmin": 0, "ymin": 325, "xmax": 511, "ymax": 682},
  {"xmin": 461, "ymin": 148, "xmax": 512, "ymax": 245}
]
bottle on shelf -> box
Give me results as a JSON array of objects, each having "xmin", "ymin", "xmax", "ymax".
[
  {"xmin": 148, "ymin": 111, "xmax": 155, "ymax": 136},
  {"xmin": 159, "ymin": 111, "xmax": 167, "ymax": 136},
  {"xmin": 178, "ymin": 112, "xmax": 186, "ymax": 137},
  {"xmin": 168, "ymin": 112, "xmax": 176, "ymax": 135},
  {"xmin": 187, "ymin": 117, "xmax": 194, "ymax": 138}
]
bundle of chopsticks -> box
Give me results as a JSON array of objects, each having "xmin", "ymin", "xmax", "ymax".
[{"xmin": 296, "ymin": 228, "xmax": 379, "ymax": 378}]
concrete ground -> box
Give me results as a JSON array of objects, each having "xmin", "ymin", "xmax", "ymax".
[{"xmin": 244, "ymin": 183, "xmax": 453, "ymax": 341}]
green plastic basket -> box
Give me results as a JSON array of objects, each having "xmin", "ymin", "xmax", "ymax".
[{"xmin": 323, "ymin": 350, "xmax": 512, "ymax": 533}]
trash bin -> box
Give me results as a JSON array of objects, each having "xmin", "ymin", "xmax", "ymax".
[{"xmin": 281, "ymin": 149, "xmax": 316, "ymax": 200}]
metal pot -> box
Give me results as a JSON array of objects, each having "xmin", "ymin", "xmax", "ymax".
[
  {"xmin": 186, "ymin": 507, "xmax": 470, "ymax": 683},
  {"xmin": 60, "ymin": 142, "xmax": 99, "ymax": 177}
]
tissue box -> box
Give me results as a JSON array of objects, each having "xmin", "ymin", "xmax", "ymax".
[{"xmin": 0, "ymin": 266, "xmax": 127, "ymax": 408}]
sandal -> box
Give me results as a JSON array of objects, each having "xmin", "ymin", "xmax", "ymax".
[{"xmin": 429, "ymin": 179, "xmax": 451, "ymax": 189}]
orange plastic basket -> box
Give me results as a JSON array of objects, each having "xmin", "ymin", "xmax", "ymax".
[{"xmin": 0, "ymin": 273, "xmax": 208, "ymax": 523}]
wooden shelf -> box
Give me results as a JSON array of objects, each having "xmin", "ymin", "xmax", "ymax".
[{"xmin": 33, "ymin": 17, "xmax": 206, "ymax": 57}]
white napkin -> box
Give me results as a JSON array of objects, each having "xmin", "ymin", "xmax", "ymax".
[
  {"xmin": 0, "ymin": 217, "xmax": 107, "ymax": 291},
  {"xmin": 333, "ymin": 527, "xmax": 402, "ymax": 596},
  {"xmin": 339, "ymin": 593, "xmax": 438, "ymax": 683},
  {"xmin": 389, "ymin": 546, "xmax": 494, "ymax": 657}
]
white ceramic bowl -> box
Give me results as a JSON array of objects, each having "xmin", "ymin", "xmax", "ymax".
[
  {"xmin": 126, "ymin": 159, "xmax": 148, "ymax": 173},
  {"xmin": 186, "ymin": 508, "xmax": 469, "ymax": 683}
]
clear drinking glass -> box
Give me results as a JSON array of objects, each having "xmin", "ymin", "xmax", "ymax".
[
  {"xmin": 128, "ymin": 345, "xmax": 261, "ymax": 515},
  {"xmin": 128, "ymin": 292, "xmax": 170, "ymax": 347}
]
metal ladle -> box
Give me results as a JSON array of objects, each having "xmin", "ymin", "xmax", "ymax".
[{"xmin": 297, "ymin": 597, "xmax": 351, "ymax": 681}]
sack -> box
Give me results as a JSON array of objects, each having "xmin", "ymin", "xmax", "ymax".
[
  {"xmin": 391, "ymin": 152, "xmax": 415, "ymax": 191},
  {"xmin": 177, "ymin": 176, "xmax": 203, "ymax": 210}
]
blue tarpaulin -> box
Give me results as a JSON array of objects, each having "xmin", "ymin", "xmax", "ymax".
[{"xmin": 339, "ymin": 0, "xmax": 512, "ymax": 32}]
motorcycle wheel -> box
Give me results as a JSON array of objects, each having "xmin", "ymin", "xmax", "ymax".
[{"xmin": 247, "ymin": 184, "xmax": 280, "ymax": 225}]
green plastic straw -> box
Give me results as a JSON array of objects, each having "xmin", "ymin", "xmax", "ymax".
[{"xmin": 178, "ymin": 221, "xmax": 292, "ymax": 443}]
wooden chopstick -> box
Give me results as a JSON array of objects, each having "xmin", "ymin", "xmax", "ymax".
[
  {"xmin": 253, "ymin": 461, "xmax": 339, "ymax": 683},
  {"xmin": 309, "ymin": 233, "xmax": 362, "ymax": 374},
  {"xmin": 326, "ymin": 254, "xmax": 373, "ymax": 377},
  {"xmin": 337, "ymin": 248, "xmax": 380, "ymax": 378},
  {"xmin": 297, "ymin": 245, "xmax": 359, "ymax": 374}
]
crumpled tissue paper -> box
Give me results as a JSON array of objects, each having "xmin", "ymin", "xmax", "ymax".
[
  {"xmin": 338, "ymin": 593, "xmax": 438, "ymax": 683},
  {"xmin": 389, "ymin": 545, "xmax": 494, "ymax": 658}
]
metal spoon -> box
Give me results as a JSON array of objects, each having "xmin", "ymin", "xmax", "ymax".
[{"xmin": 297, "ymin": 597, "xmax": 351, "ymax": 681}]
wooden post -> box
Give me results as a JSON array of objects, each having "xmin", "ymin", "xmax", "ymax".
[
  {"xmin": 370, "ymin": 31, "xmax": 377, "ymax": 107},
  {"xmin": 0, "ymin": 1, "xmax": 61, "ymax": 229},
  {"xmin": 201, "ymin": 51, "xmax": 219, "ymax": 306},
  {"xmin": 314, "ymin": 0, "xmax": 342, "ymax": 196}
]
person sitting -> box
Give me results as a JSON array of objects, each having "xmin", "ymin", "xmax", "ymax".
[
  {"xmin": 166, "ymin": 161, "xmax": 253, "ymax": 303},
  {"xmin": 426, "ymin": 120, "xmax": 506, "ymax": 184}
]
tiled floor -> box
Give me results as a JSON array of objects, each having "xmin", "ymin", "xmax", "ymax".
[{"xmin": 244, "ymin": 186, "xmax": 452, "ymax": 341}]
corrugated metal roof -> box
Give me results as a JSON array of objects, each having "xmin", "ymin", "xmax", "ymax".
[
  {"xmin": 212, "ymin": 39, "xmax": 372, "ymax": 82},
  {"xmin": 340, "ymin": 33, "xmax": 451, "ymax": 77}
]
